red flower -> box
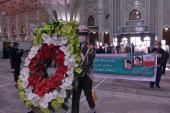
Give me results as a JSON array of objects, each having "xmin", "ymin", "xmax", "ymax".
[{"xmin": 27, "ymin": 44, "xmax": 68, "ymax": 97}]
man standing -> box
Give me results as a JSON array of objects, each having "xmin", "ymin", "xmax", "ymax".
[
  {"xmin": 150, "ymin": 41, "xmax": 165, "ymax": 88},
  {"xmin": 161, "ymin": 40, "xmax": 169, "ymax": 74},
  {"xmin": 72, "ymin": 25, "xmax": 96, "ymax": 113},
  {"xmin": 9, "ymin": 41, "xmax": 15, "ymax": 72},
  {"xmin": 9, "ymin": 42, "xmax": 23, "ymax": 87}
]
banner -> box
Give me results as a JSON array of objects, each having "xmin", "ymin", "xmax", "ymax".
[{"xmin": 93, "ymin": 53, "xmax": 157, "ymax": 81}]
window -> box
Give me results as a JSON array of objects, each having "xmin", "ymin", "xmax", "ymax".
[
  {"xmin": 129, "ymin": 9, "xmax": 141, "ymax": 20},
  {"xmin": 143, "ymin": 36, "xmax": 151, "ymax": 47},
  {"xmin": 87, "ymin": 15, "xmax": 95, "ymax": 26},
  {"xmin": 130, "ymin": 36, "xmax": 141, "ymax": 46}
]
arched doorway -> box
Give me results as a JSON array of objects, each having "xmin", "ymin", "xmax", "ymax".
[
  {"xmin": 129, "ymin": 9, "xmax": 141, "ymax": 20},
  {"xmin": 87, "ymin": 15, "xmax": 98, "ymax": 44},
  {"xmin": 104, "ymin": 31, "xmax": 110, "ymax": 45},
  {"xmin": 163, "ymin": 27, "xmax": 170, "ymax": 45},
  {"xmin": 87, "ymin": 15, "xmax": 95, "ymax": 26}
]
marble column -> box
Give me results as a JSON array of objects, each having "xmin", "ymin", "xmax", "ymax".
[
  {"xmin": 157, "ymin": 0, "xmax": 164, "ymax": 40},
  {"xmin": 0, "ymin": 15, "xmax": 2, "ymax": 41},
  {"xmin": 109, "ymin": 0, "xmax": 114, "ymax": 43},
  {"xmin": 98, "ymin": 0, "xmax": 104, "ymax": 42},
  {"xmin": 79, "ymin": 0, "xmax": 85, "ymax": 25}
]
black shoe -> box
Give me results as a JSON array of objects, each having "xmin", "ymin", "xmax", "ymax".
[
  {"xmin": 27, "ymin": 111, "xmax": 34, "ymax": 113},
  {"xmin": 156, "ymin": 85, "xmax": 161, "ymax": 88},
  {"xmin": 150, "ymin": 85, "xmax": 154, "ymax": 88}
]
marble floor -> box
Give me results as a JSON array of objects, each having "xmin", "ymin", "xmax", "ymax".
[{"xmin": 0, "ymin": 59, "xmax": 170, "ymax": 113}]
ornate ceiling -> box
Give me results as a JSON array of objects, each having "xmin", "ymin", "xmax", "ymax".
[
  {"xmin": 0, "ymin": 0, "xmax": 43, "ymax": 16},
  {"xmin": 0, "ymin": 0, "xmax": 80, "ymax": 21}
]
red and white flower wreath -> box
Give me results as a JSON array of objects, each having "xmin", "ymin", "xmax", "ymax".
[{"xmin": 19, "ymin": 34, "xmax": 75, "ymax": 108}]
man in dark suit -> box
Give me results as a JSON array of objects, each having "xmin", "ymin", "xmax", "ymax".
[
  {"xmin": 161, "ymin": 40, "xmax": 169, "ymax": 74},
  {"xmin": 72, "ymin": 25, "xmax": 96, "ymax": 113},
  {"xmin": 150, "ymin": 41, "xmax": 166, "ymax": 88},
  {"xmin": 9, "ymin": 42, "xmax": 23, "ymax": 86}
]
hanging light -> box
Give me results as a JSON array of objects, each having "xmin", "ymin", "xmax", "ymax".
[{"xmin": 164, "ymin": 27, "xmax": 169, "ymax": 31}]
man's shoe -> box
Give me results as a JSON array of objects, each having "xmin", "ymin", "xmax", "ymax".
[
  {"xmin": 27, "ymin": 111, "xmax": 34, "ymax": 113},
  {"xmin": 150, "ymin": 85, "xmax": 154, "ymax": 88},
  {"xmin": 156, "ymin": 85, "xmax": 161, "ymax": 88}
]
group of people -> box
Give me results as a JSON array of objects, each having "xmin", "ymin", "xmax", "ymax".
[
  {"xmin": 8, "ymin": 24, "xmax": 169, "ymax": 113},
  {"xmin": 97, "ymin": 39, "xmax": 169, "ymax": 88},
  {"xmin": 96, "ymin": 41, "xmax": 151, "ymax": 54}
]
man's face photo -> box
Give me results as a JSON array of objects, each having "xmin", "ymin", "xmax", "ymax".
[
  {"xmin": 124, "ymin": 59, "xmax": 133, "ymax": 70},
  {"xmin": 134, "ymin": 56, "xmax": 143, "ymax": 66}
]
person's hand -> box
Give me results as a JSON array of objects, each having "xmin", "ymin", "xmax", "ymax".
[
  {"xmin": 87, "ymin": 44, "xmax": 94, "ymax": 48},
  {"xmin": 157, "ymin": 64, "xmax": 160, "ymax": 67},
  {"xmin": 11, "ymin": 69, "xmax": 15, "ymax": 73}
]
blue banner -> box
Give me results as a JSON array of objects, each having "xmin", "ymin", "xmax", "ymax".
[{"xmin": 93, "ymin": 53, "xmax": 156, "ymax": 81}]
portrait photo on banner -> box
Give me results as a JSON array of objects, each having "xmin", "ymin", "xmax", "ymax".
[
  {"xmin": 143, "ymin": 54, "xmax": 155, "ymax": 67},
  {"xmin": 134, "ymin": 55, "xmax": 143, "ymax": 66},
  {"xmin": 124, "ymin": 59, "xmax": 133, "ymax": 70}
]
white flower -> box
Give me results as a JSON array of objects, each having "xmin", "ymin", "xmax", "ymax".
[
  {"xmin": 65, "ymin": 52, "xmax": 71, "ymax": 60},
  {"xmin": 61, "ymin": 36, "xmax": 68, "ymax": 45},
  {"xmin": 42, "ymin": 34, "xmax": 52, "ymax": 45},
  {"xmin": 24, "ymin": 58, "xmax": 30, "ymax": 66},
  {"xmin": 51, "ymin": 36, "xmax": 60, "ymax": 46},
  {"xmin": 58, "ymin": 89, "xmax": 66, "ymax": 98},
  {"xmin": 48, "ymin": 92, "xmax": 55, "ymax": 101},
  {"xmin": 21, "ymin": 67, "xmax": 30, "ymax": 75},
  {"xmin": 28, "ymin": 52, "xmax": 36, "ymax": 59},
  {"xmin": 28, "ymin": 92, "xmax": 36, "ymax": 100},
  {"xmin": 64, "ymin": 60, "xmax": 69, "ymax": 66},
  {"xmin": 32, "ymin": 96, "xmax": 40, "ymax": 107},
  {"xmin": 60, "ymin": 77, "xmax": 73, "ymax": 90},
  {"xmin": 60, "ymin": 84, "xmax": 72, "ymax": 90},
  {"xmin": 66, "ymin": 68, "xmax": 74, "ymax": 75},
  {"xmin": 75, "ymin": 63, "xmax": 78, "ymax": 67},
  {"xmin": 20, "ymin": 68, "xmax": 30, "ymax": 78},
  {"xmin": 39, "ymin": 100, "xmax": 48, "ymax": 108},
  {"xmin": 22, "ymin": 81, "xmax": 29, "ymax": 88},
  {"xmin": 25, "ymin": 87, "xmax": 33, "ymax": 94},
  {"xmin": 60, "ymin": 46, "xmax": 68, "ymax": 53},
  {"xmin": 66, "ymin": 57, "xmax": 75, "ymax": 66},
  {"xmin": 53, "ymin": 90, "xmax": 58, "ymax": 97}
]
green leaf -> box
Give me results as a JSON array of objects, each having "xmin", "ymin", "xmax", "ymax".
[
  {"xmin": 18, "ymin": 91, "xmax": 26, "ymax": 100},
  {"xmin": 74, "ymin": 67, "xmax": 82, "ymax": 74},
  {"xmin": 69, "ymin": 46, "xmax": 74, "ymax": 53},
  {"xmin": 40, "ymin": 107, "xmax": 50, "ymax": 113},
  {"xmin": 61, "ymin": 24, "xmax": 72, "ymax": 33},
  {"xmin": 51, "ymin": 99, "xmax": 58, "ymax": 108},
  {"xmin": 43, "ymin": 24, "xmax": 51, "ymax": 32},
  {"xmin": 67, "ymin": 30, "xmax": 76, "ymax": 38},
  {"xmin": 34, "ymin": 28, "xmax": 42, "ymax": 36},
  {"xmin": 56, "ymin": 97, "xmax": 64, "ymax": 104},
  {"xmin": 17, "ymin": 80, "xmax": 24, "ymax": 90},
  {"xmin": 34, "ymin": 36, "xmax": 42, "ymax": 45},
  {"xmin": 25, "ymin": 100, "xmax": 33, "ymax": 109},
  {"xmin": 75, "ymin": 54, "xmax": 81, "ymax": 63}
]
